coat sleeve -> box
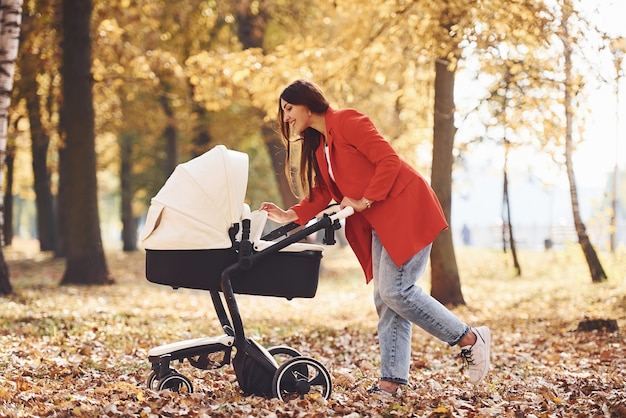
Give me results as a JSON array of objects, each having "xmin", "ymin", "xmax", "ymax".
[{"xmin": 289, "ymin": 175, "xmax": 333, "ymax": 225}]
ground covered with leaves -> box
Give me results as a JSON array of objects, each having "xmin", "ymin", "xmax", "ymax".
[{"xmin": 1, "ymin": 240, "xmax": 625, "ymax": 417}]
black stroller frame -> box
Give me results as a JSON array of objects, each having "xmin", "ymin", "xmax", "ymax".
[{"xmin": 145, "ymin": 206, "xmax": 353, "ymax": 401}]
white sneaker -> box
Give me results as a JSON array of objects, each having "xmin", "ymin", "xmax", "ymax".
[{"xmin": 459, "ymin": 326, "xmax": 491, "ymax": 384}]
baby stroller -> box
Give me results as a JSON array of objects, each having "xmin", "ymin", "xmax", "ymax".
[{"xmin": 140, "ymin": 145, "xmax": 353, "ymax": 401}]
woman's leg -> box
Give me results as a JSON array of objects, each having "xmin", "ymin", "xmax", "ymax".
[
  {"xmin": 372, "ymin": 231, "xmax": 470, "ymax": 386},
  {"xmin": 373, "ymin": 234, "xmax": 414, "ymax": 385}
]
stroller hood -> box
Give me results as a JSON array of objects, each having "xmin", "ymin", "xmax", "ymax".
[{"xmin": 140, "ymin": 145, "xmax": 249, "ymax": 250}]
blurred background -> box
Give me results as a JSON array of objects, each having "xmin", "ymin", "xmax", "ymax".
[{"xmin": 5, "ymin": 0, "xmax": 625, "ymax": 253}]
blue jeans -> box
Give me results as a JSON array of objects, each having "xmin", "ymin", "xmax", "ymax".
[{"xmin": 372, "ymin": 231, "xmax": 470, "ymax": 384}]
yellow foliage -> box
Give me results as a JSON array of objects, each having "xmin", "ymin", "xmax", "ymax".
[{"xmin": 11, "ymin": 0, "xmax": 616, "ymax": 257}]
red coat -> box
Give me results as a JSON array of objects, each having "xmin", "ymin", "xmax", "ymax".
[{"xmin": 291, "ymin": 107, "xmax": 448, "ymax": 283}]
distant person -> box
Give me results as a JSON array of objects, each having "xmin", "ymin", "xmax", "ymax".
[
  {"xmin": 544, "ymin": 238, "xmax": 553, "ymax": 251},
  {"xmin": 260, "ymin": 79, "xmax": 491, "ymax": 399},
  {"xmin": 462, "ymin": 224, "xmax": 472, "ymax": 246}
]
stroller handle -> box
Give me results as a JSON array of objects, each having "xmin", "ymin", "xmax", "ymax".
[{"xmin": 329, "ymin": 206, "xmax": 354, "ymax": 222}]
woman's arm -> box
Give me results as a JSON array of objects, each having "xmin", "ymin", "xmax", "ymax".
[{"xmin": 259, "ymin": 202, "xmax": 298, "ymax": 224}]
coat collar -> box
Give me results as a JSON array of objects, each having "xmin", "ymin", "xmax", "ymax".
[{"xmin": 323, "ymin": 106, "xmax": 337, "ymax": 146}]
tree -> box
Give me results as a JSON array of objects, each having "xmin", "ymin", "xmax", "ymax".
[
  {"xmin": 501, "ymin": 137, "xmax": 521, "ymax": 275},
  {"xmin": 232, "ymin": 0, "xmax": 306, "ymax": 209},
  {"xmin": 0, "ymin": 0, "xmax": 23, "ymax": 295},
  {"xmin": 431, "ymin": 61, "xmax": 465, "ymax": 305},
  {"xmin": 609, "ymin": 38, "xmax": 626, "ymax": 253},
  {"xmin": 17, "ymin": 3, "xmax": 60, "ymax": 253},
  {"xmin": 429, "ymin": 0, "xmax": 554, "ymax": 291},
  {"xmin": 119, "ymin": 132, "xmax": 136, "ymax": 251},
  {"xmin": 2, "ymin": 133, "xmax": 13, "ymax": 245},
  {"xmin": 90, "ymin": 0, "xmax": 238, "ymax": 250},
  {"xmin": 430, "ymin": 5, "xmax": 466, "ymax": 306},
  {"xmin": 472, "ymin": 59, "xmax": 539, "ymax": 276},
  {"xmin": 59, "ymin": 0, "xmax": 112, "ymax": 285},
  {"xmin": 559, "ymin": 1, "xmax": 607, "ymax": 282},
  {"xmin": 7, "ymin": 0, "xmax": 611, "ymax": 275}
]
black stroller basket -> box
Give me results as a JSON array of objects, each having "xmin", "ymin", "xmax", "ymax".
[{"xmin": 144, "ymin": 206, "xmax": 353, "ymax": 400}]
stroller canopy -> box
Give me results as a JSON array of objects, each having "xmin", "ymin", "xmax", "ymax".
[{"xmin": 141, "ymin": 145, "xmax": 249, "ymax": 250}]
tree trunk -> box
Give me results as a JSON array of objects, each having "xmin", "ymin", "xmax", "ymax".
[
  {"xmin": 3, "ymin": 145, "xmax": 14, "ymax": 246},
  {"xmin": 120, "ymin": 132, "xmax": 137, "ymax": 252},
  {"xmin": 0, "ymin": 0, "xmax": 23, "ymax": 295},
  {"xmin": 159, "ymin": 93, "xmax": 178, "ymax": 176},
  {"xmin": 0, "ymin": 242, "xmax": 10, "ymax": 295},
  {"xmin": 263, "ymin": 125, "xmax": 299, "ymax": 208},
  {"xmin": 430, "ymin": 58, "xmax": 465, "ymax": 306},
  {"xmin": 234, "ymin": 0, "xmax": 267, "ymax": 50},
  {"xmin": 190, "ymin": 104, "xmax": 213, "ymax": 157},
  {"xmin": 562, "ymin": 11, "xmax": 607, "ymax": 283},
  {"xmin": 59, "ymin": 0, "xmax": 112, "ymax": 285},
  {"xmin": 502, "ymin": 143, "xmax": 521, "ymax": 276},
  {"xmin": 234, "ymin": 2, "xmax": 300, "ymax": 207},
  {"xmin": 21, "ymin": 48, "xmax": 58, "ymax": 252}
]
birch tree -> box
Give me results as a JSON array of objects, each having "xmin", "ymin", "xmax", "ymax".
[
  {"xmin": 0, "ymin": 0, "xmax": 23, "ymax": 296},
  {"xmin": 559, "ymin": 1, "xmax": 607, "ymax": 282}
]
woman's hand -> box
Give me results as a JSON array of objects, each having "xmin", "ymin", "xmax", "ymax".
[
  {"xmin": 259, "ymin": 202, "xmax": 298, "ymax": 223},
  {"xmin": 340, "ymin": 196, "xmax": 371, "ymax": 213}
]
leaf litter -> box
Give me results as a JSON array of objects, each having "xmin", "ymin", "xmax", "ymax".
[{"xmin": 1, "ymin": 240, "xmax": 625, "ymax": 417}]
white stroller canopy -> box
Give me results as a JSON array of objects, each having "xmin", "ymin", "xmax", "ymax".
[{"xmin": 140, "ymin": 145, "xmax": 249, "ymax": 250}]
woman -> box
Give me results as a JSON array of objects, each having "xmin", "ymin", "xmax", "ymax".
[{"xmin": 260, "ymin": 79, "xmax": 491, "ymax": 397}]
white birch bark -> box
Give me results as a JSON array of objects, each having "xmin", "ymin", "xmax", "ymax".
[
  {"xmin": 0, "ymin": 0, "xmax": 23, "ymax": 238},
  {"xmin": 0, "ymin": 0, "xmax": 22, "ymax": 295}
]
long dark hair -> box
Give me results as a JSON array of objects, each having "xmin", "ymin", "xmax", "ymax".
[{"xmin": 278, "ymin": 79, "xmax": 329, "ymax": 200}]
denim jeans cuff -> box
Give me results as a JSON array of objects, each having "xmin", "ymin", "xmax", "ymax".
[
  {"xmin": 449, "ymin": 325, "xmax": 471, "ymax": 346},
  {"xmin": 381, "ymin": 377, "xmax": 408, "ymax": 385}
]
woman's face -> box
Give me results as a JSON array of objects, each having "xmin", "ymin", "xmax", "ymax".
[{"xmin": 281, "ymin": 99, "xmax": 311, "ymax": 134}]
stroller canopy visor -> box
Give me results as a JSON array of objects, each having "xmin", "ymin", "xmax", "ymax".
[{"xmin": 141, "ymin": 145, "xmax": 249, "ymax": 250}]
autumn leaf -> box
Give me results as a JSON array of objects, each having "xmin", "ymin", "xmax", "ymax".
[{"xmin": 1, "ymin": 243, "xmax": 625, "ymax": 417}]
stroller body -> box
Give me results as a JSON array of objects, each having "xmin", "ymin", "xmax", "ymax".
[{"xmin": 140, "ymin": 145, "xmax": 352, "ymax": 400}]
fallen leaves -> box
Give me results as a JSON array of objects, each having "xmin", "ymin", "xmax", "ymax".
[{"xmin": 1, "ymin": 244, "xmax": 625, "ymax": 417}]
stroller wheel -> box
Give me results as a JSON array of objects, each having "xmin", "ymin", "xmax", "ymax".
[
  {"xmin": 267, "ymin": 345, "xmax": 302, "ymax": 365},
  {"xmin": 157, "ymin": 372, "xmax": 194, "ymax": 393},
  {"xmin": 146, "ymin": 371, "xmax": 159, "ymax": 390},
  {"xmin": 272, "ymin": 357, "xmax": 332, "ymax": 401}
]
